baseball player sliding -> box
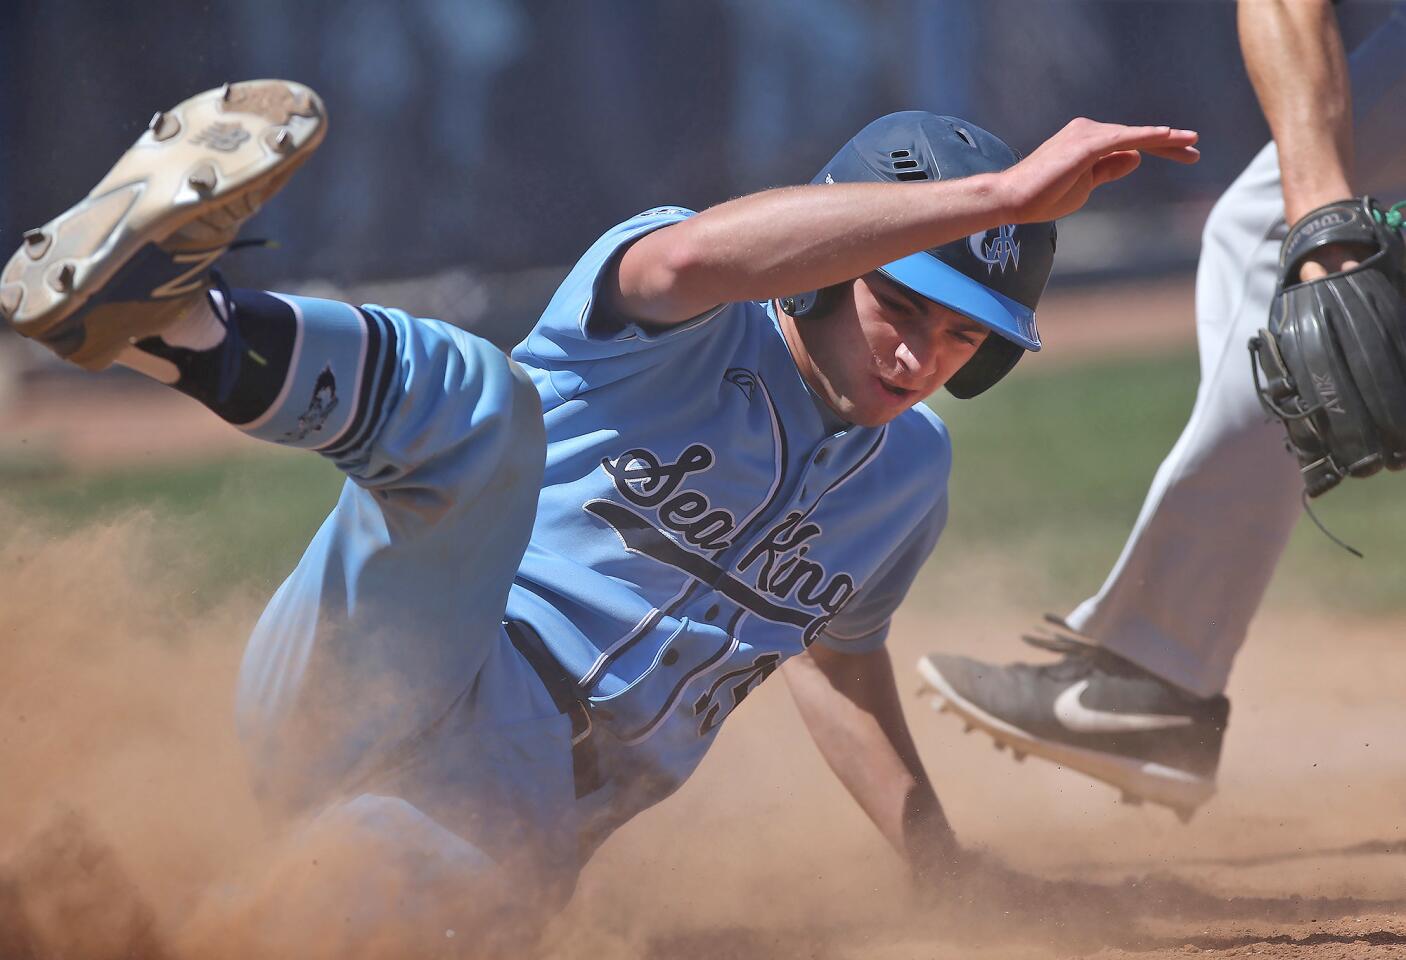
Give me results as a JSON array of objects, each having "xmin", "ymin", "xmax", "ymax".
[
  {"xmin": 0, "ymin": 84, "xmax": 1195, "ymax": 953},
  {"xmin": 920, "ymin": 0, "xmax": 1406, "ymax": 822}
]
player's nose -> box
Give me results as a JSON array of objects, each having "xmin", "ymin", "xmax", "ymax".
[{"xmin": 894, "ymin": 332, "xmax": 942, "ymax": 380}]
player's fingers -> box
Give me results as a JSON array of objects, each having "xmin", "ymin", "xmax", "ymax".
[
  {"xmin": 1140, "ymin": 143, "xmax": 1201, "ymax": 164},
  {"xmin": 1297, "ymin": 244, "xmax": 1366, "ymax": 282},
  {"xmin": 1061, "ymin": 118, "xmax": 1198, "ymax": 146},
  {"xmin": 1115, "ymin": 124, "xmax": 1197, "ymax": 144},
  {"xmin": 1084, "ymin": 122, "xmax": 1198, "ymax": 157},
  {"xmin": 1090, "ymin": 149, "xmax": 1142, "ymax": 187}
]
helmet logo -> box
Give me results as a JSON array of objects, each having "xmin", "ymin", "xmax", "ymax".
[{"xmin": 969, "ymin": 224, "xmax": 1020, "ymax": 273}]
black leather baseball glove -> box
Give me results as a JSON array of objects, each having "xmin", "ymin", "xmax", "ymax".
[{"xmin": 1250, "ymin": 197, "xmax": 1406, "ymax": 497}]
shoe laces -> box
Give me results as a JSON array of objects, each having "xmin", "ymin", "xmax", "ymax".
[
  {"xmin": 1019, "ymin": 617, "xmax": 1150, "ymax": 683},
  {"xmin": 227, "ymin": 237, "xmax": 280, "ymax": 254}
]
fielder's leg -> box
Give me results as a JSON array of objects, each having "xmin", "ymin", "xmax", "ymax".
[
  {"xmin": 1050, "ymin": 9, "xmax": 1406, "ymax": 693},
  {"xmin": 916, "ymin": 149, "xmax": 1301, "ymax": 817},
  {"xmin": 1063, "ymin": 141, "xmax": 1299, "ymax": 696},
  {"xmin": 915, "ymin": 142, "xmax": 1287, "ymax": 818},
  {"xmin": 918, "ymin": 16, "xmax": 1406, "ymax": 815}
]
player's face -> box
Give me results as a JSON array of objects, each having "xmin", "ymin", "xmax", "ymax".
[{"xmin": 780, "ymin": 271, "xmax": 990, "ymax": 427}]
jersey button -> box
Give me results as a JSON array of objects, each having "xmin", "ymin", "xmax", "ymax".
[
  {"xmin": 704, "ymin": 604, "xmax": 720, "ymax": 621},
  {"xmin": 661, "ymin": 649, "xmax": 680, "ymax": 666}
]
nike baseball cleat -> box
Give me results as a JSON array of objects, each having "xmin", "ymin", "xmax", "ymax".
[
  {"xmin": 0, "ymin": 79, "xmax": 326, "ymax": 370},
  {"xmin": 917, "ymin": 617, "xmax": 1229, "ymax": 821}
]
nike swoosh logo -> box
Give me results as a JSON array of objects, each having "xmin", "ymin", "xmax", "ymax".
[{"xmin": 1052, "ymin": 680, "xmax": 1195, "ymax": 733}]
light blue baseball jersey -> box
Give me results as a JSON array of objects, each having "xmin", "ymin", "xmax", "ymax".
[
  {"xmin": 507, "ymin": 206, "xmax": 951, "ymax": 804},
  {"xmin": 234, "ymin": 206, "xmax": 952, "ymax": 846}
]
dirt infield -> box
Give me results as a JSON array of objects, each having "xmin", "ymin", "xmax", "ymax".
[
  {"xmin": 0, "ymin": 512, "xmax": 1400, "ymax": 958},
  {"xmin": 551, "ymin": 604, "xmax": 1406, "ymax": 959}
]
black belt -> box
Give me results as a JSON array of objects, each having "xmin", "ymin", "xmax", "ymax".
[{"xmin": 504, "ymin": 619, "xmax": 603, "ymax": 800}]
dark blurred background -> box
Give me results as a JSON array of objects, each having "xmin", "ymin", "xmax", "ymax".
[{"xmin": 2, "ymin": 1, "xmax": 1396, "ymax": 285}]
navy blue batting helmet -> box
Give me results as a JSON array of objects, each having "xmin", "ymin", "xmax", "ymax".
[{"xmin": 781, "ymin": 111, "xmax": 1057, "ymax": 399}]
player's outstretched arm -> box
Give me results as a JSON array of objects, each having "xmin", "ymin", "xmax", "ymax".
[
  {"xmin": 783, "ymin": 644, "xmax": 960, "ymax": 875},
  {"xmin": 606, "ymin": 122, "xmax": 1198, "ymax": 326}
]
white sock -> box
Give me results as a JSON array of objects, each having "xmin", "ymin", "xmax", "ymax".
[
  {"xmin": 114, "ymin": 292, "xmax": 229, "ymax": 383},
  {"xmin": 164, "ymin": 290, "xmax": 229, "ymax": 351}
]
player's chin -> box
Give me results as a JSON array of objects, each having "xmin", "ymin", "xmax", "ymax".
[{"xmin": 851, "ymin": 376, "xmax": 928, "ymax": 426}]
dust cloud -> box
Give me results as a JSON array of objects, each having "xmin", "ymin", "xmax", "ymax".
[
  {"xmin": 0, "ymin": 508, "xmax": 273, "ymax": 956},
  {"xmin": 0, "ymin": 508, "xmax": 1403, "ymax": 959}
]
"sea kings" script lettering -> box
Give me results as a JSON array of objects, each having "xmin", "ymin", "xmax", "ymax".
[{"xmin": 598, "ymin": 443, "xmax": 857, "ymax": 639}]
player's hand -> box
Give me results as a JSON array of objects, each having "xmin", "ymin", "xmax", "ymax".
[
  {"xmin": 1296, "ymin": 241, "xmax": 1369, "ymax": 282},
  {"xmin": 916, "ymin": 843, "xmax": 1133, "ymax": 922},
  {"xmin": 997, "ymin": 118, "xmax": 1200, "ymax": 224},
  {"xmin": 914, "ymin": 843, "xmax": 1046, "ymax": 901}
]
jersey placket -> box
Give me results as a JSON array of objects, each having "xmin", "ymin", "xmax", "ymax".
[
  {"xmin": 693, "ymin": 428, "xmax": 864, "ymax": 643},
  {"xmin": 594, "ymin": 428, "xmax": 870, "ymax": 744}
]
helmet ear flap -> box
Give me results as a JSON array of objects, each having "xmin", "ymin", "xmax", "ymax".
[
  {"xmin": 944, "ymin": 335, "xmax": 1023, "ymax": 399},
  {"xmin": 781, "ymin": 284, "xmax": 845, "ymax": 318}
]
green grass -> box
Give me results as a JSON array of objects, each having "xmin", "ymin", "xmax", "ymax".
[
  {"xmin": 2, "ymin": 450, "xmax": 342, "ymax": 603},
  {"xmin": 4, "ymin": 349, "xmax": 1404, "ymax": 618},
  {"xmin": 927, "ymin": 349, "xmax": 1406, "ymax": 616}
]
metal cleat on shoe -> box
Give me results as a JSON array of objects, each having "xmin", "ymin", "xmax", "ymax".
[
  {"xmin": 23, "ymin": 229, "xmax": 50, "ymax": 259},
  {"xmin": 187, "ymin": 164, "xmax": 217, "ymax": 195},
  {"xmin": 0, "ymin": 285, "xmax": 21, "ymax": 321},
  {"xmin": 149, "ymin": 111, "xmax": 180, "ymax": 141},
  {"xmin": 50, "ymin": 263, "xmax": 75, "ymax": 292}
]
